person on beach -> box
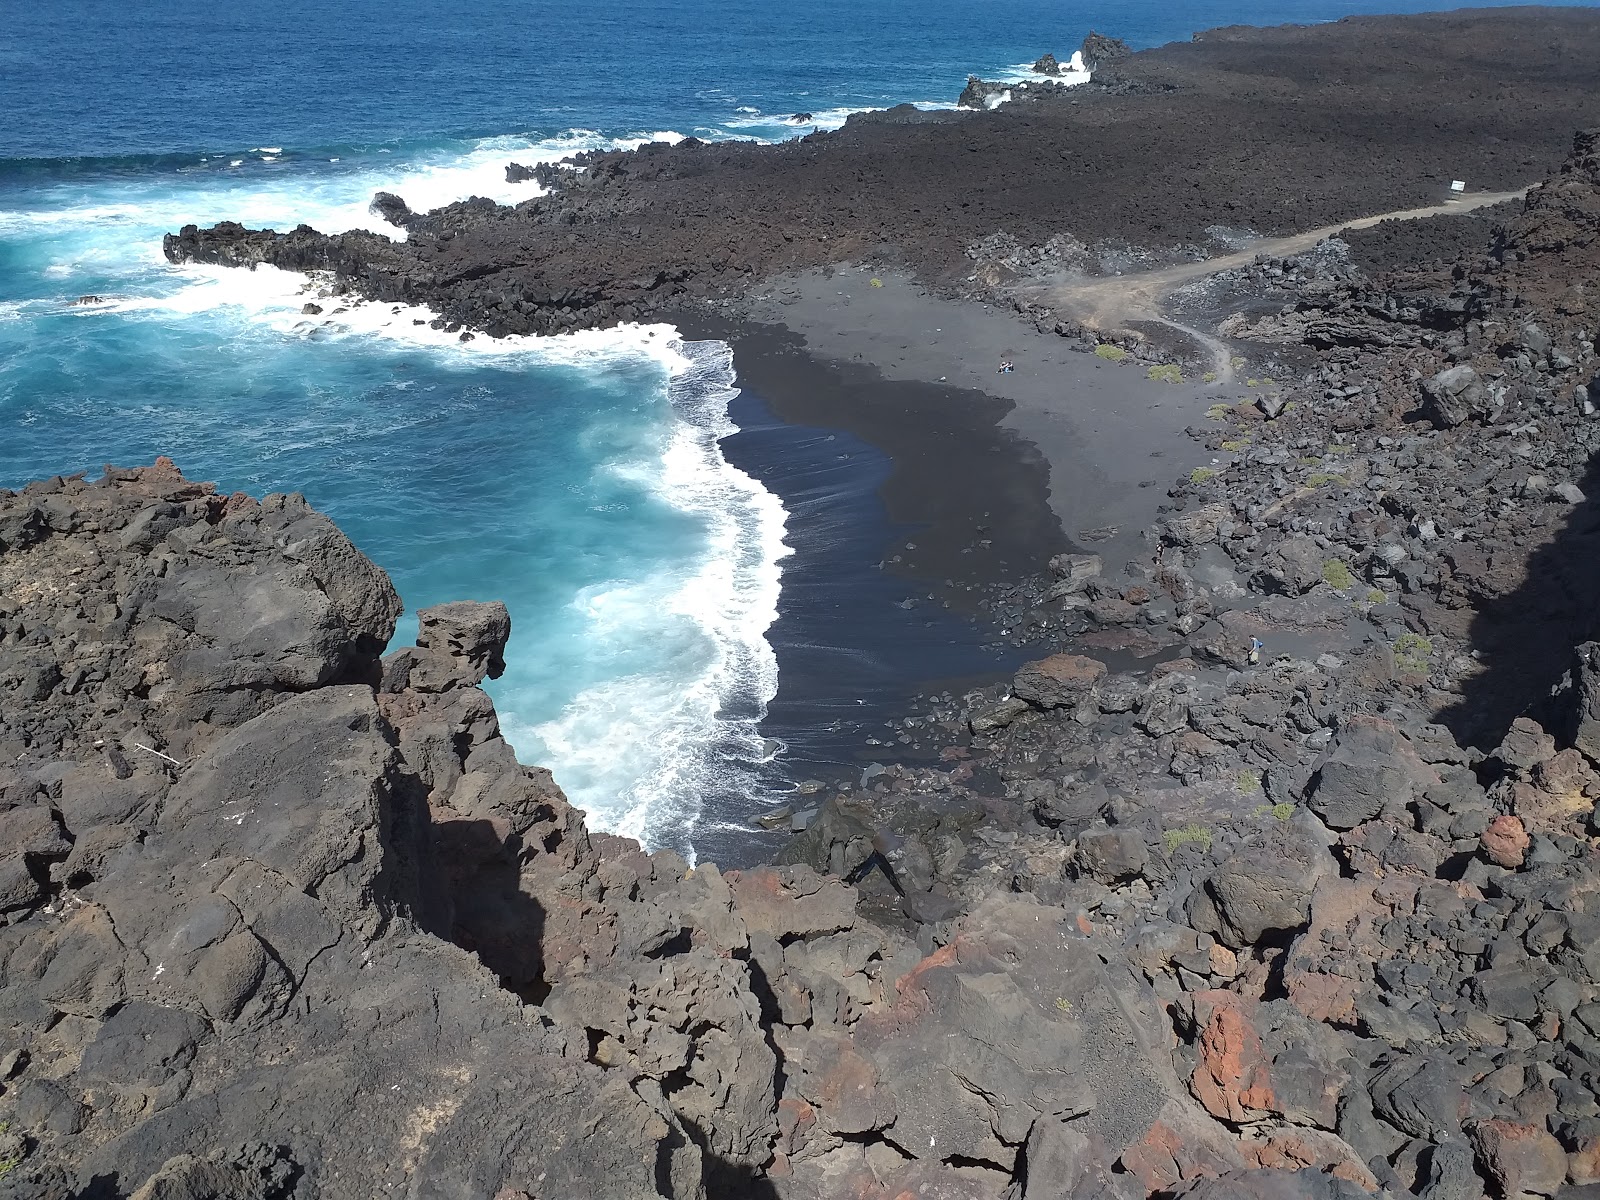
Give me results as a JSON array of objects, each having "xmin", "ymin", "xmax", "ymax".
[{"xmin": 998, "ymin": 358, "xmax": 1014, "ymax": 374}]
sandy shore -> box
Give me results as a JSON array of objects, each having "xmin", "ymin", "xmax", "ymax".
[{"xmin": 676, "ymin": 269, "xmax": 1227, "ymax": 862}]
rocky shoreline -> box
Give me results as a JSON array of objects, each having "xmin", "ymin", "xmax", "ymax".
[{"xmin": 8, "ymin": 8, "xmax": 1600, "ymax": 1199}]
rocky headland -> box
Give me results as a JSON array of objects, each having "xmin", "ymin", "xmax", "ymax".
[{"xmin": 10, "ymin": 6, "xmax": 1600, "ymax": 1199}]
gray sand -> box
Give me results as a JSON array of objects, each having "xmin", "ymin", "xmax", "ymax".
[{"xmin": 742, "ymin": 266, "xmax": 1236, "ymax": 564}]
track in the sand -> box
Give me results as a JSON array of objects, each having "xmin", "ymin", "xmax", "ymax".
[{"xmin": 1021, "ymin": 188, "xmax": 1526, "ymax": 384}]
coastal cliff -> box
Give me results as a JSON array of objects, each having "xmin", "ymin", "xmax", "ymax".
[{"xmin": 12, "ymin": 8, "xmax": 1600, "ymax": 1199}]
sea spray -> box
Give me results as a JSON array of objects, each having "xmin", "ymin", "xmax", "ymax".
[{"xmin": 514, "ymin": 339, "xmax": 793, "ymax": 859}]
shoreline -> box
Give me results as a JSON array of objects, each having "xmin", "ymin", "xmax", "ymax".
[{"xmin": 679, "ymin": 269, "xmax": 1222, "ymax": 864}]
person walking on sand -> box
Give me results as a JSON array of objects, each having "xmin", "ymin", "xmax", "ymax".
[{"xmin": 1248, "ymin": 636, "xmax": 1264, "ymax": 666}]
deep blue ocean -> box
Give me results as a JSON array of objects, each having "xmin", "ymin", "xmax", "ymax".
[{"xmin": 1, "ymin": 0, "xmax": 1583, "ymax": 858}]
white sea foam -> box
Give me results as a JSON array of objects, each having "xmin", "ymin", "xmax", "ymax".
[
  {"xmin": 96, "ymin": 259, "xmax": 793, "ymax": 856},
  {"xmin": 994, "ymin": 53, "xmax": 1093, "ymax": 90},
  {"xmin": 512, "ymin": 339, "xmax": 792, "ymax": 855},
  {"xmin": 0, "ymin": 127, "xmax": 689, "ymax": 251},
  {"xmin": 721, "ymin": 102, "xmax": 956, "ymax": 136}
]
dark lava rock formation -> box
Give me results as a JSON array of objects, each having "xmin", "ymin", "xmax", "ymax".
[
  {"xmin": 29, "ymin": 10, "xmax": 1600, "ymax": 1199},
  {"xmin": 163, "ymin": 11, "xmax": 1600, "ymax": 337},
  {"xmin": 21, "ymin": 125, "xmax": 1600, "ymax": 1192}
]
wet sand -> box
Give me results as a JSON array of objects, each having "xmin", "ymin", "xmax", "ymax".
[{"xmin": 675, "ymin": 270, "xmax": 1224, "ymax": 863}]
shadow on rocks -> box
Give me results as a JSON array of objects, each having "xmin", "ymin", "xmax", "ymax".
[{"xmin": 1437, "ymin": 443, "xmax": 1600, "ymax": 750}]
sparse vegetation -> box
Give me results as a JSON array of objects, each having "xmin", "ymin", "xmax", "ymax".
[
  {"xmin": 1245, "ymin": 377, "xmax": 1262, "ymax": 388},
  {"xmin": 1237, "ymin": 769, "xmax": 1261, "ymax": 793},
  {"xmin": 1321, "ymin": 559, "xmax": 1355, "ymax": 590},
  {"xmin": 1094, "ymin": 344, "xmax": 1128, "ymax": 362},
  {"xmin": 1053, "ymin": 996, "xmax": 1073, "ymax": 1013},
  {"xmin": 869, "ymin": 277, "xmax": 884, "ymax": 287},
  {"xmin": 1299, "ymin": 456, "xmax": 1322, "ymax": 466},
  {"xmin": 1395, "ymin": 632, "xmax": 1434, "ymax": 675},
  {"xmin": 1327, "ymin": 443, "xmax": 1354, "ymax": 455},
  {"xmin": 1190, "ymin": 466, "xmax": 1217, "ymax": 484},
  {"xmin": 1205, "ymin": 403, "xmax": 1231, "ymax": 420},
  {"xmin": 1366, "ymin": 588, "xmax": 1387, "ymax": 605},
  {"xmin": 1202, "ymin": 371, "xmax": 1217, "ymax": 383},
  {"xmin": 1147, "ymin": 362, "xmax": 1183, "ymax": 384},
  {"xmin": 1306, "ymin": 472, "xmax": 1348, "ymax": 488},
  {"xmin": 1221, "ymin": 438, "xmax": 1250, "ymax": 452},
  {"xmin": 1163, "ymin": 824, "xmax": 1213, "ymax": 854},
  {"xmin": 1252, "ymin": 802, "xmax": 1295, "ymax": 821}
]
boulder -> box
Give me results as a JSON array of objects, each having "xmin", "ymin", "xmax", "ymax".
[
  {"xmin": 1471, "ymin": 1118, "xmax": 1567, "ymax": 1197},
  {"xmin": 1420, "ymin": 364, "xmax": 1501, "ymax": 428},
  {"xmin": 1307, "ymin": 716, "xmax": 1437, "ymax": 830},
  {"xmin": 1013, "ymin": 653, "xmax": 1107, "ymax": 709}
]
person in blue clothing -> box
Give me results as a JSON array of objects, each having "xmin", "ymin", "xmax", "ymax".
[{"xmin": 1248, "ymin": 636, "xmax": 1265, "ymax": 665}]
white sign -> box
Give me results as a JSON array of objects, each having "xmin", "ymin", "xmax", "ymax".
[{"xmin": 1450, "ymin": 180, "xmax": 1466, "ymax": 193}]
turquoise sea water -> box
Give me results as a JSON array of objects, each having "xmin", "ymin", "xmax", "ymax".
[{"xmin": 1, "ymin": 0, "xmax": 1588, "ymax": 856}]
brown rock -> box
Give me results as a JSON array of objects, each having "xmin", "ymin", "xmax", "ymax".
[
  {"xmin": 1482, "ymin": 815, "xmax": 1531, "ymax": 869},
  {"xmin": 1188, "ymin": 992, "xmax": 1277, "ymax": 1123},
  {"xmin": 1240, "ymin": 1128, "xmax": 1380, "ymax": 1191},
  {"xmin": 1472, "ymin": 1118, "xmax": 1567, "ymax": 1197},
  {"xmin": 1012, "ymin": 653, "xmax": 1107, "ymax": 709},
  {"xmin": 1569, "ymin": 1134, "xmax": 1600, "ymax": 1186}
]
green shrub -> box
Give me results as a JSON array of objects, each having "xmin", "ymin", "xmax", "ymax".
[
  {"xmin": 1366, "ymin": 588, "xmax": 1386, "ymax": 605},
  {"xmin": 1190, "ymin": 467, "xmax": 1217, "ymax": 484},
  {"xmin": 1395, "ymin": 632, "xmax": 1434, "ymax": 675},
  {"xmin": 1237, "ymin": 769, "xmax": 1262, "ymax": 793},
  {"xmin": 1221, "ymin": 438, "xmax": 1251, "ymax": 452},
  {"xmin": 1147, "ymin": 362, "xmax": 1183, "ymax": 384},
  {"xmin": 1306, "ymin": 472, "xmax": 1348, "ymax": 488},
  {"xmin": 1321, "ymin": 560, "xmax": 1355, "ymax": 590},
  {"xmin": 1205, "ymin": 403, "xmax": 1231, "ymax": 420},
  {"xmin": 1202, "ymin": 371, "xmax": 1217, "ymax": 383},
  {"xmin": 1163, "ymin": 824, "xmax": 1213, "ymax": 854},
  {"xmin": 1094, "ymin": 344, "xmax": 1128, "ymax": 362}
]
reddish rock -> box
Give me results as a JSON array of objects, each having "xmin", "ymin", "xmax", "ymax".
[
  {"xmin": 1119, "ymin": 1107, "xmax": 1244, "ymax": 1192},
  {"xmin": 1188, "ymin": 992, "xmax": 1276, "ymax": 1123},
  {"xmin": 1012, "ymin": 653, "xmax": 1108, "ymax": 709},
  {"xmin": 1482, "ymin": 815, "xmax": 1531, "ymax": 869},
  {"xmin": 727, "ymin": 866, "xmax": 857, "ymax": 939},
  {"xmin": 1472, "ymin": 1118, "xmax": 1567, "ymax": 1197},
  {"xmin": 1241, "ymin": 1128, "xmax": 1380, "ymax": 1191},
  {"xmin": 1569, "ymin": 1134, "xmax": 1600, "ymax": 1186}
]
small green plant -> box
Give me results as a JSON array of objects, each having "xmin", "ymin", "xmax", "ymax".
[
  {"xmin": 1203, "ymin": 370, "xmax": 1217, "ymax": 383},
  {"xmin": 1094, "ymin": 343, "xmax": 1128, "ymax": 362},
  {"xmin": 1190, "ymin": 466, "xmax": 1217, "ymax": 484},
  {"xmin": 1321, "ymin": 559, "xmax": 1355, "ymax": 590},
  {"xmin": 1327, "ymin": 443, "xmax": 1354, "ymax": 455},
  {"xmin": 869, "ymin": 277, "xmax": 884, "ymax": 287},
  {"xmin": 1299, "ymin": 456, "xmax": 1322, "ymax": 467},
  {"xmin": 1221, "ymin": 438, "xmax": 1251, "ymax": 452},
  {"xmin": 1245, "ymin": 377, "xmax": 1262, "ymax": 388},
  {"xmin": 1054, "ymin": 996, "xmax": 1073, "ymax": 1013},
  {"xmin": 1163, "ymin": 824, "xmax": 1213, "ymax": 854},
  {"xmin": 1282, "ymin": 400, "xmax": 1298, "ymax": 412},
  {"xmin": 1366, "ymin": 588, "xmax": 1386, "ymax": 605},
  {"xmin": 0, "ymin": 1123, "xmax": 19, "ymax": 1178},
  {"xmin": 1237, "ymin": 769, "xmax": 1262, "ymax": 793},
  {"xmin": 1205, "ymin": 403, "xmax": 1231, "ymax": 420},
  {"xmin": 1147, "ymin": 362, "xmax": 1183, "ymax": 384},
  {"xmin": 1230, "ymin": 355, "xmax": 1245, "ymax": 369},
  {"xmin": 1394, "ymin": 632, "xmax": 1434, "ymax": 675},
  {"xmin": 1306, "ymin": 472, "xmax": 1348, "ymax": 488}
]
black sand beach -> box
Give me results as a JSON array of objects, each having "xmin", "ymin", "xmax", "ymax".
[{"xmin": 679, "ymin": 269, "xmax": 1229, "ymax": 862}]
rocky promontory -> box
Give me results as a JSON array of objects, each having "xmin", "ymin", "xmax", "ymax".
[{"xmin": 162, "ymin": 11, "xmax": 1600, "ymax": 337}]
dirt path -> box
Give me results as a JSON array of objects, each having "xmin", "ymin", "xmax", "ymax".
[{"xmin": 1021, "ymin": 188, "xmax": 1526, "ymax": 384}]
